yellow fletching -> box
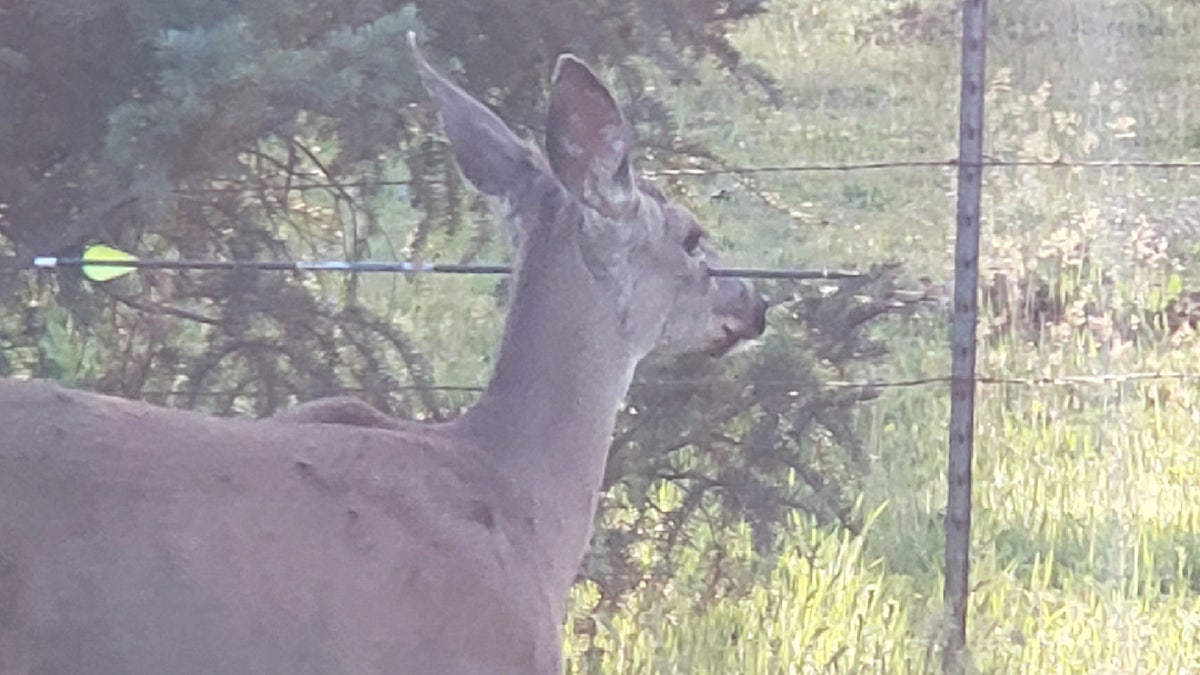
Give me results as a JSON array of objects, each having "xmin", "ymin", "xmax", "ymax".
[{"xmin": 81, "ymin": 244, "xmax": 137, "ymax": 282}]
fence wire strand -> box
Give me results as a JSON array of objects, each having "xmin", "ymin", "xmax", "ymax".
[
  {"xmin": 138, "ymin": 371, "xmax": 1200, "ymax": 399},
  {"xmin": 164, "ymin": 156, "xmax": 1200, "ymax": 195}
]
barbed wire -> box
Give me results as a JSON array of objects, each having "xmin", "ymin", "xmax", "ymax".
[
  {"xmin": 164, "ymin": 157, "xmax": 1200, "ymax": 195},
  {"xmin": 135, "ymin": 371, "xmax": 1200, "ymax": 399}
]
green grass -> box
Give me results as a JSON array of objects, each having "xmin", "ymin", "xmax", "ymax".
[{"xmin": 565, "ymin": 0, "xmax": 1200, "ymax": 671}]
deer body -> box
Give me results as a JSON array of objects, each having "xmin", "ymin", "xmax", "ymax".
[
  {"xmin": 0, "ymin": 37, "xmax": 765, "ymax": 674},
  {"xmin": 1, "ymin": 381, "xmax": 560, "ymax": 673}
]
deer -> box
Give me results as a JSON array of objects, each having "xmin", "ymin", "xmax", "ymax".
[{"xmin": 0, "ymin": 35, "xmax": 767, "ymax": 675}]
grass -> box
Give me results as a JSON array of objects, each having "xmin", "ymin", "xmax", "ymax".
[{"xmin": 565, "ymin": 0, "xmax": 1200, "ymax": 671}]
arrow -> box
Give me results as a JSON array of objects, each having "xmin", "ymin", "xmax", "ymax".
[
  {"xmin": 25, "ymin": 244, "xmax": 865, "ymax": 282},
  {"xmin": 79, "ymin": 244, "xmax": 138, "ymax": 281}
]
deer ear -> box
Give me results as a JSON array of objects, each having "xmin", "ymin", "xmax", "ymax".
[
  {"xmin": 546, "ymin": 56, "xmax": 637, "ymax": 218},
  {"xmin": 409, "ymin": 35, "xmax": 537, "ymax": 200}
]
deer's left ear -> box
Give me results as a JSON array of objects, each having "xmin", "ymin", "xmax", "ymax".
[
  {"xmin": 546, "ymin": 56, "xmax": 637, "ymax": 218},
  {"xmin": 409, "ymin": 34, "xmax": 539, "ymax": 201}
]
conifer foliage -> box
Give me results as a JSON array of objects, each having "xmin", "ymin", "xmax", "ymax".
[{"xmin": 0, "ymin": 0, "xmax": 902, "ymax": 603}]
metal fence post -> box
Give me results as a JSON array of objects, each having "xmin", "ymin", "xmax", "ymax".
[{"xmin": 944, "ymin": 0, "xmax": 989, "ymax": 672}]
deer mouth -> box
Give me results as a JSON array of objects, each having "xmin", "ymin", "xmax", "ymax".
[
  {"xmin": 708, "ymin": 324, "xmax": 755, "ymax": 357},
  {"xmin": 707, "ymin": 297, "xmax": 768, "ymax": 357},
  {"xmin": 706, "ymin": 325, "xmax": 737, "ymax": 356}
]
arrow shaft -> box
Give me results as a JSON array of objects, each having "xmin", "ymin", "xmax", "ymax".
[{"xmin": 26, "ymin": 256, "xmax": 862, "ymax": 281}]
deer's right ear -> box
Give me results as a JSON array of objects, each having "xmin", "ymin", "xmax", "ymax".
[
  {"xmin": 409, "ymin": 34, "xmax": 537, "ymax": 200},
  {"xmin": 546, "ymin": 55, "xmax": 637, "ymax": 218}
]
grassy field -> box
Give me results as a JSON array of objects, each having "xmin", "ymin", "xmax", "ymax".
[{"xmin": 564, "ymin": 0, "xmax": 1200, "ymax": 671}]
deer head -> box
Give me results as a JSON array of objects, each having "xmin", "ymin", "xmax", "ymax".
[
  {"xmin": 411, "ymin": 39, "xmax": 765, "ymax": 363},
  {"xmin": 0, "ymin": 37, "xmax": 766, "ymax": 675}
]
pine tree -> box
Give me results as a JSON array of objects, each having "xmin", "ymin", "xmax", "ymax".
[{"xmin": 0, "ymin": 0, "xmax": 902, "ymax": 611}]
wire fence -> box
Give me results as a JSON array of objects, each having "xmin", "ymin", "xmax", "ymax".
[{"xmin": 10, "ymin": 154, "xmax": 1199, "ymax": 400}]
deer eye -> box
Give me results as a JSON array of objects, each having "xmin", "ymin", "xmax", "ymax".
[{"xmin": 682, "ymin": 228, "xmax": 703, "ymax": 255}]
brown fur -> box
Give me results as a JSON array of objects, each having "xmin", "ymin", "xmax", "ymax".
[
  {"xmin": 0, "ymin": 380, "xmax": 553, "ymax": 674},
  {"xmin": 0, "ymin": 37, "xmax": 765, "ymax": 674}
]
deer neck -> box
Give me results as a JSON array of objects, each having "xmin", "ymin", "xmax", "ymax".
[{"xmin": 458, "ymin": 215, "xmax": 638, "ymax": 596}]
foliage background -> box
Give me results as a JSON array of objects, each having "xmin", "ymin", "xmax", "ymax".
[
  {"xmin": 0, "ymin": 0, "xmax": 898, "ymax": 649},
  {"xmin": 4, "ymin": 0, "xmax": 1200, "ymax": 672}
]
